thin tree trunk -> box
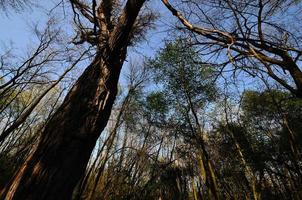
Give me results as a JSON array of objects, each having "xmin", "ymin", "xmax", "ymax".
[{"xmin": 225, "ymin": 126, "xmax": 259, "ymax": 200}]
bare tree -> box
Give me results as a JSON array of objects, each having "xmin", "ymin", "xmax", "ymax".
[
  {"xmin": 162, "ymin": 0, "xmax": 302, "ymax": 98},
  {"xmin": 0, "ymin": 19, "xmax": 86, "ymax": 145},
  {"xmin": 0, "ymin": 50, "xmax": 88, "ymax": 143}
]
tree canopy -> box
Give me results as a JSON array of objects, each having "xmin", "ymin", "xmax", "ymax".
[{"xmin": 0, "ymin": 0, "xmax": 301, "ymax": 200}]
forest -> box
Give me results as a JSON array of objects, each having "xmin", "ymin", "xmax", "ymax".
[{"xmin": 0, "ymin": 0, "xmax": 301, "ymax": 199}]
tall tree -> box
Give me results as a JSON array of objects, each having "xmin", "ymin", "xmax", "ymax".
[
  {"xmin": 148, "ymin": 40, "xmax": 220, "ymax": 199},
  {"xmin": 0, "ymin": 0, "xmax": 146, "ymax": 199}
]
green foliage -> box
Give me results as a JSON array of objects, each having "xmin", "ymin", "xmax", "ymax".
[
  {"xmin": 143, "ymin": 91, "xmax": 169, "ymax": 126},
  {"xmin": 146, "ymin": 39, "xmax": 218, "ymax": 135},
  {"xmin": 145, "ymin": 92, "xmax": 168, "ymax": 115},
  {"xmin": 242, "ymin": 90, "xmax": 289, "ymax": 120},
  {"xmin": 242, "ymin": 89, "xmax": 302, "ymax": 150},
  {"xmin": 149, "ymin": 39, "xmax": 217, "ymax": 107}
]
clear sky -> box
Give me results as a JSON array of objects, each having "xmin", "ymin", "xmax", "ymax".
[{"xmin": 0, "ymin": 1, "xmax": 55, "ymax": 51}]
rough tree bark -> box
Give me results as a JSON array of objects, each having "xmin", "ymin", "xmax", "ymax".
[{"xmin": 0, "ymin": 0, "xmax": 146, "ymax": 199}]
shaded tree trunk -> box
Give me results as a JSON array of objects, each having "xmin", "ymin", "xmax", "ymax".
[{"xmin": 0, "ymin": 0, "xmax": 145, "ymax": 199}]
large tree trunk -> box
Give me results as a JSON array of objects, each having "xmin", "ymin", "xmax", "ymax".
[{"xmin": 0, "ymin": 0, "xmax": 145, "ymax": 199}]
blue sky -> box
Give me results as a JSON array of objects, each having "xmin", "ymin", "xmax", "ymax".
[
  {"xmin": 0, "ymin": 1, "xmax": 170, "ymax": 56},
  {"xmin": 0, "ymin": 1, "xmax": 255, "ymax": 104},
  {"xmin": 0, "ymin": 1, "xmax": 172, "ymax": 89},
  {"xmin": 0, "ymin": 1, "xmax": 55, "ymax": 51}
]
